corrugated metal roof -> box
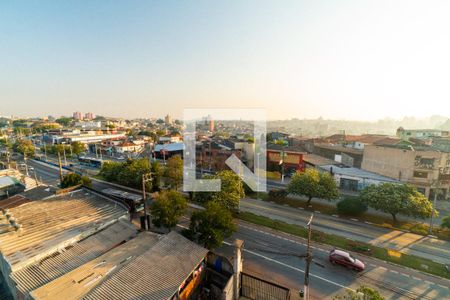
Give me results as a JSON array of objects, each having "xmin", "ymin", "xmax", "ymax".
[
  {"xmin": 10, "ymin": 220, "xmax": 137, "ymax": 296},
  {"xmin": 84, "ymin": 231, "xmax": 208, "ymax": 300},
  {"xmin": 30, "ymin": 232, "xmax": 162, "ymax": 300},
  {"xmin": 0, "ymin": 189, "xmax": 129, "ymax": 272}
]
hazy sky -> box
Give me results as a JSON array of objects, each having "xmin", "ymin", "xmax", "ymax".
[{"xmin": 1, "ymin": 1, "xmax": 450, "ymax": 120}]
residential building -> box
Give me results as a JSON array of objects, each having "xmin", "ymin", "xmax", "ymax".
[
  {"xmin": 396, "ymin": 127, "xmax": 449, "ymax": 141},
  {"xmin": 72, "ymin": 112, "xmax": 83, "ymax": 120},
  {"xmin": 114, "ymin": 141, "xmax": 144, "ymax": 154},
  {"xmin": 362, "ymin": 144, "xmax": 450, "ymax": 199},
  {"xmin": 266, "ymin": 144, "xmax": 306, "ymax": 175},
  {"xmin": 313, "ymin": 144, "xmax": 364, "ymax": 168},
  {"xmin": 84, "ymin": 112, "xmax": 95, "ymax": 120},
  {"xmin": 319, "ymin": 164, "xmax": 399, "ymax": 192},
  {"xmin": 165, "ymin": 114, "xmax": 172, "ymax": 125},
  {"xmin": 74, "ymin": 121, "xmax": 101, "ymax": 129}
]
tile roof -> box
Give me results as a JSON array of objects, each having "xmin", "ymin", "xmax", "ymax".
[
  {"xmin": 10, "ymin": 220, "xmax": 137, "ymax": 296},
  {"xmin": 0, "ymin": 189, "xmax": 129, "ymax": 272}
]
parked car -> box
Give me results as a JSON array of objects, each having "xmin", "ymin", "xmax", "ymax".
[{"xmin": 329, "ymin": 249, "xmax": 365, "ymax": 271}]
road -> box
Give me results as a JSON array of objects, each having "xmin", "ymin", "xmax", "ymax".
[
  {"xmin": 28, "ymin": 159, "xmax": 450, "ymax": 299},
  {"xmin": 241, "ymin": 198, "xmax": 450, "ymax": 265}
]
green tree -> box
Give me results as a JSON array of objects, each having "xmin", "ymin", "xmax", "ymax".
[
  {"xmin": 151, "ymin": 160, "xmax": 162, "ymax": 192},
  {"xmin": 333, "ymin": 286, "xmax": 385, "ymax": 300},
  {"xmin": 287, "ymin": 169, "xmax": 339, "ymax": 205},
  {"xmin": 337, "ymin": 197, "xmax": 368, "ymax": 216},
  {"xmin": 61, "ymin": 173, "xmax": 92, "ymax": 188},
  {"xmin": 164, "ymin": 155, "xmax": 183, "ymax": 189},
  {"xmin": 441, "ymin": 216, "xmax": 450, "ymax": 229},
  {"xmin": 189, "ymin": 201, "xmax": 237, "ymax": 249},
  {"xmin": 55, "ymin": 117, "xmax": 73, "ymax": 127},
  {"xmin": 150, "ymin": 190, "xmax": 187, "ymax": 230},
  {"xmin": 193, "ymin": 170, "xmax": 245, "ymax": 211},
  {"xmin": 13, "ymin": 139, "xmax": 35, "ymax": 157},
  {"xmin": 70, "ymin": 141, "xmax": 85, "ymax": 157},
  {"xmin": 360, "ymin": 183, "xmax": 436, "ymax": 222}
]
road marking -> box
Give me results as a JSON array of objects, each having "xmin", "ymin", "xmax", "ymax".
[
  {"xmin": 223, "ymin": 241, "xmax": 356, "ymax": 292},
  {"xmin": 390, "ymin": 270, "xmax": 398, "ymax": 274}
]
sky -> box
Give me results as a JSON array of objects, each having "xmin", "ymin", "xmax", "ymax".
[{"xmin": 1, "ymin": 0, "xmax": 450, "ymax": 120}]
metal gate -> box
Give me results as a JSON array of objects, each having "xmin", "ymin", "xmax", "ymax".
[{"xmin": 240, "ymin": 272, "xmax": 290, "ymax": 300}]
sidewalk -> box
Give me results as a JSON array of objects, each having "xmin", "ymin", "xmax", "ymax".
[{"xmin": 240, "ymin": 198, "xmax": 450, "ymax": 265}]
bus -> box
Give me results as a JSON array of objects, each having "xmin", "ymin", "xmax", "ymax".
[{"xmin": 78, "ymin": 156, "xmax": 103, "ymax": 168}]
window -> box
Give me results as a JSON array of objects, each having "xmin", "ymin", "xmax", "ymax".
[{"xmin": 413, "ymin": 171, "xmax": 428, "ymax": 178}]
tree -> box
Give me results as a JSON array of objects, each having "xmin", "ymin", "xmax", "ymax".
[
  {"xmin": 359, "ymin": 183, "xmax": 436, "ymax": 222},
  {"xmin": 55, "ymin": 117, "xmax": 73, "ymax": 127},
  {"xmin": 99, "ymin": 158, "xmax": 151, "ymax": 189},
  {"xmin": 164, "ymin": 155, "xmax": 183, "ymax": 189},
  {"xmin": 71, "ymin": 141, "xmax": 85, "ymax": 157},
  {"xmin": 189, "ymin": 201, "xmax": 237, "ymax": 249},
  {"xmin": 61, "ymin": 173, "xmax": 92, "ymax": 188},
  {"xmin": 151, "ymin": 161, "xmax": 162, "ymax": 192},
  {"xmin": 13, "ymin": 139, "xmax": 35, "ymax": 157},
  {"xmin": 333, "ymin": 286, "xmax": 385, "ymax": 300},
  {"xmin": 193, "ymin": 170, "xmax": 245, "ymax": 211},
  {"xmin": 441, "ymin": 216, "xmax": 450, "ymax": 230},
  {"xmin": 287, "ymin": 169, "xmax": 339, "ymax": 205},
  {"xmin": 150, "ymin": 190, "xmax": 187, "ymax": 230},
  {"xmin": 337, "ymin": 197, "xmax": 368, "ymax": 216}
]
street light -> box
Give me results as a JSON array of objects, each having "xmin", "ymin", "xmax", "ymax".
[{"xmin": 301, "ymin": 214, "xmax": 314, "ymax": 300}]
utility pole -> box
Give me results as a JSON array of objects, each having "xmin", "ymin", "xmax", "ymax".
[
  {"xmin": 429, "ymin": 181, "xmax": 440, "ymax": 235},
  {"xmin": 63, "ymin": 146, "xmax": 67, "ymax": 166},
  {"xmin": 302, "ymin": 214, "xmax": 314, "ymax": 300},
  {"xmin": 57, "ymin": 151, "xmax": 63, "ymax": 183},
  {"xmin": 141, "ymin": 173, "xmax": 153, "ymax": 230},
  {"xmin": 24, "ymin": 152, "xmax": 29, "ymax": 176}
]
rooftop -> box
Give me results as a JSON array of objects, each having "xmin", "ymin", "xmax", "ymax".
[
  {"xmin": 31, "ymin": 231, "xmax": 209, "ymax": 300},
  {"xmin": 0, "ymin": 189, "xmax": 129, "ymax": 272},
  {"xmin": 319, "ymin": 165, "xmax": 400, "ymax": 182},
  {"xmin": 11, "ymin": 220, "xmax": 137, "ymax": 297}
]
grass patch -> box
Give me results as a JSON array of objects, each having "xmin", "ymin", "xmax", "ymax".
[
  {"xmin": 92, "ymin": 174, "xmax": 105, "ymax": 180},
  {"xmin": 249, "ymin": 192, "xmax": 450, "ymax": 242},
  {"xmin": 238, "ymin": 211, "xmax": 450, "ymax": 279}
]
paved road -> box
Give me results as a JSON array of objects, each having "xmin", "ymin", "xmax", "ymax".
[
  {"xmin": 241, "ymin": 198, "xmax": 450, "ymax": 265},
  {"xmin": 28, "ymin": 159, "xmax": 450, "ymax": 299}
]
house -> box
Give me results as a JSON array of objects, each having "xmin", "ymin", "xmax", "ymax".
[
  {"xmin": 362, "ymin": 143, "xmax": 450, "ymax": 199},
  {"xmin": 266, "ymin": 144, "xmax": 306, "ymax": 175},
  {"xmin": 114, "ymin": 141, "xmax": 144, "ymax": 154}
]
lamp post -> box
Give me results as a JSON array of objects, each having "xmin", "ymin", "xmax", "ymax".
[{"xmin": 302, "ymin": 214, "xmax": 314, "ymax": 300}]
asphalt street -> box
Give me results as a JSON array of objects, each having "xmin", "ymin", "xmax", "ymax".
[{"xmin": 27, "ymin": 159, "xmax": 450, "ymax": 299}]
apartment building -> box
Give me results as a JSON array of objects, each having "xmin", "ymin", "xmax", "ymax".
[{"xmin": 362, "ymin": 144, "xmax": 450, "ymax": 199}]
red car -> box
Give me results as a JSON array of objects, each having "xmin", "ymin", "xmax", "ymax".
[{"xmin": 329, "ymin": 249, "xmax": 365, "ymax": 271}]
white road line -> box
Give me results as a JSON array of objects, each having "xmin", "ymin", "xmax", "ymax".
[
  {"xmin": 223, "ymin": 241, "xmax": 355, "ymax": 292},
  {"xmin": 390, "ymin": 270, "xmax": 398, "ymax": 274}
]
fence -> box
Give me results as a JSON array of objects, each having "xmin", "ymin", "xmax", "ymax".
[{"xmin": 240, "ymin": 272, "xmax": 290, "ymax": 300}]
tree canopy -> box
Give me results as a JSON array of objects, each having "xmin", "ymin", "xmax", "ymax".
[
  {"xmin": 61, "ymin": 173, "xmax": 92, "ymax": 188},
  {"xmin": 441, "ymin": 216, "xmax": 450, "ymax": 229},
  {"xmin": 287, "ymin": 169, "xmax": 339, "ymax": 205},
  {"xmin": 333, "ymin": 286, "xmax": 385, "ymax": 300},
  {"xmin": 150, "ymin": 190, "xmax": 187, "ymax": 230},
  {"xmin": 99, "ymin": 159, "xmax": 151, "ymax": 189},
  {"xmin": 13, "ymin": 139, "xmax": 35, "ymax": 157},
  {"xmin": 71, "ymin": 141, "xmax": 85, "ymax": 157},
  {"xmin": 193, "ymin": 170, "xmax": 245, "ymax": 211},
  {"xmin": 359, "ymin": 183, "xmax": 436, "ymax": 222},
  {"xmin": 164, "ymin": 155, "xmax": 183, "ymax": 189},
  {"xmin": 189, "ymin": 201, "xmax": 237, "ymax": 249}
]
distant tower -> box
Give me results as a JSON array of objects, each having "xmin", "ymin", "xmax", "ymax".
[
  {"xmin": 84, "ymin": 112, "xmax": 95, "ymax": 120},
  {"xmin": 165, "ymin": 114, "xmax": 172, "ymax": 125},
  {"xmin": 73, "ymin": 112, "xmax": 83, "ymax": 120},
  {"xmin": 209, "ymin": 117, "xmax": 215, "ymax": 132}
]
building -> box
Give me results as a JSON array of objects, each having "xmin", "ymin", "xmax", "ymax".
[
  {"xmin": 114, "ymin": 141, "xmax": 144, "ymax": 154},
  {"xmin": 165, "ymin": 114, "xmax": 172, "ymax": 125},
  {"xmin": 0, "ymin": 186, "xmax": 239, "ymax": 300},
  {"xmin": 266, "ymin": 144, "xmax": 306, "ymax": 175},
  {"xmin": 396, "ymin": 127, "xmax": 449, "ymax": 141},
  {"xmin": 154, "ymin": 142, "xmax": 184, "ymax": 160},
  {"xmin": 196, "ymin": 141, "xmax": 242, "ymax": 172},
  {"xmin": 319, "ymin": 164, "xmax": 400, "ymax": 192},
  {"xmin": 362, "ymin": 144, "xmax": 450, "ymax": 199},
  {"xmin": 313, "ymin": 144, "xmax": 364, "ymax": 168},
  {"xmin": 84, "ymin": 112, "xmax": 95, "ymax": 120},
  {"xmin": 74, "ymin": 121, "xmax": 101, "ymax": 129},
  {"xmin": 72, "ymin": 112, "xmax": 83, "ymax": 120},
  {"xmin": 0, "ymin": 188, "xmax": 131, "ymax": 299},
  {"xmin": 43, "ymin": 131, "xmax": 127, "ymax": 145}
]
